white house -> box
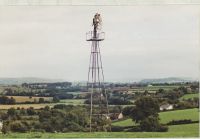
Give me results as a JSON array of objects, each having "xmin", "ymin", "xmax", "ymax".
[{"xmin": 160, "ymin": 104, "xmax": 173, "ymax": 111}]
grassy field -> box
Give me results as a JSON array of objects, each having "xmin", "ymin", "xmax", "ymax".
[
  {"xmin": 168, "ymin": 123, "xmax": 198, "ymax": 132},
  {"xmin": 7, "ymin": 96, "xmax": 53, "ymax": 103},
  {"xmin": 0, "ymin": 99, "xmax": 87, "ymax": 109},
  {"xmin": 112, "ymin": 118, "xmax": 135, "ymax": 127},
  {"xmin": 180, "ymin": 93, "xmax": 199, "ymax": 100},
  {"xmin": 0, "ymin": 123, "xmax": 198, "ymax": 138},
  {"xmin": 130, "ymin": 85, "xmax": 180, "ymax": 92},
  {"xmin": 0, "ymin": 103, "xmax": 55, "ymax": 109},
  {"xmin": 112, "ymin": 108, "xmax": 199, "ymax": 127},
  {"xmin": 159, "ymin": 108, "xmax": 199, "ymax": 124},
  {"xmin": 60, "ymin": 99, "xmax": 85, "ymax": 105}
]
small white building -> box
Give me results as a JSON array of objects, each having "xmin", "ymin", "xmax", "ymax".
[
  {"xmin": 160, "ymin": 104, "xmax": 173, "ymax": 111},
  {"xmin": 118, "ymin": 113, "xmax": 123, "ymax": 119},
  {"xmin": 148, "ymin": 84, "xmax": 153, "ymax": 87}
]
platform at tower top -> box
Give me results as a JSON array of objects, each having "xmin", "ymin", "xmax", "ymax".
[{"xmin": 86, "ymin": 31, "xmax": 105, "ymax": 41}]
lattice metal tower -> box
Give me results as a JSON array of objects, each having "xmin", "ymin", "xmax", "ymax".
[{"xmin": 86, "ymin": 13, "xmax": 110, "ymax": 132}]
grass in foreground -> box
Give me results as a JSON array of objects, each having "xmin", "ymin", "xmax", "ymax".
[{"xmin": 0, "ymin": 123, "xmax": 198, "ymax": 138}]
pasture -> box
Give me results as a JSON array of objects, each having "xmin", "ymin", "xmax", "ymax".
[{"xmin": 159, "ymin": 108, "xmax": 199, "ymax": 124}]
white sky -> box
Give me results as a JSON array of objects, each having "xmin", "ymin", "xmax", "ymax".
[{"xmin": 0, "ymin": 5, "xmax": 199, "ymax": 82}]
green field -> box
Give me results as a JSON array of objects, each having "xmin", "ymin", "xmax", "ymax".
[
  {"xmin": 159, "ymin": 108, "xmax": 199, "ymax": 124},
  {"xmin": 112, "ymin": 118, "xmax": 134, "ymax": 127},
  {"xmin": 130, "ymin": 85, "xmax": 180, "ymax": 92},
  {"xmin": 168, "ymin": 123, "xmax": 198, "ymax": 132},
  {"xmin": 0, "ymin": 108, "xmax": 198, "ymax": 138},
  {"xmin": 112, "ymin": 108, "xmax": 199, "ymax": 127},
  {"xmin": 0, "ymin": 123, "xmax": 198, "ymax": 138},
  {"xmin": 0, "ymin": 99, "xmax": 86, "ymax": 109},
  {"xmin": 180, "ymin": 93, "xmax": 199, "ymax": 100},
  {"xmin": 60, "ymin": 99, "xmax": 86, "ymax": 105}
]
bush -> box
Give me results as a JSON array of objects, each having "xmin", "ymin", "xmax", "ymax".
[
  {"xmin": 167, "ymin": 119, "xmax": 194, "ymax": 125},
  {"xmin": 20, "ymin": 108, "xmax": 26, "ymax": 115},
  {"xmin": 122, "ymin": 106, "xmax": 133, "ymax": 117},
  {"xmin": 140, "ymin": 116, "xmax": 160, "ymax": 132},
  {"xmin": 157, "ymin": 125, "xmax": 168, "ymax": 132},
  {"xmin": 139, "ymin": 116, "xmax": 168, "ymax": 132},
  {"xmin": 111, "ymin": 126, "xmax": 124, "ymax": 132},
  {"xmin": 53, "ymin": 96, "xmax": 60, "ymax": 103},
  {"xmin": 0, "ymin": 96, "xmax": 16, "ymax": 104},
  {"xmin": 0, "ymin": 113, "xmax": 9, "ymax": 120},
  {"xmin": 41, "ymin": 122, "xmax": 54, "ymax": 132},
  {"xmin": 7, "ymin": 108, "xmax": 17, "ymax": 116},
  {"xmin": 10, "ymin": 121, "xmax": 28, "ymax": 133},
  {"xmin": 175, "ymin": 101, "xmax": 194, "ymax": 109},
  {"xmin": 53, "ymin": 104, "xmax": 73, "ymax": 109},
  {"xmin": 63, "ymin": 122, "xmax": 84, "ymax": 132},
  {"xmin": 39, "ymin": 98, "xmax": 45, "ymax": 103},
  {"xmin": 31, "ymin": 129, "xmax": 45, "ymax": 133},
  {"xmin": 126, "ymin": 126, "xmax": 141, "ymax": 132},
  {"xmin": 108, "ymin": 98, "xmax": 133, "ymax": 105},
  {"xmin": 27, "ymin": 107, "xmax": 36, "ymax": 115},
  {"xmin": 2, "ymin": 122, "xmax": 10, "ymax": 134}
]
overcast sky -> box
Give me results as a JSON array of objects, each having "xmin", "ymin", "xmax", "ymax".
[{"xmin": 0, "ymin": 5, "xmax": 199, "ymax": 82}]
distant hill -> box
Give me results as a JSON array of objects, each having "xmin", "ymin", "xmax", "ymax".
[
  {"xmin": 139, "ymin": 77, "xmax": 197, "ymax": 84},
  {"xmin": 0, "ymin": 77, "xmax": 64, "ymax": 85}
]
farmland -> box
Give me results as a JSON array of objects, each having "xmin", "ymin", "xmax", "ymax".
[
  {"xmin": 110, "ymin": 108, "xmax": 199, "ymax": 138},
  {"xmin": 59, "ymin": 99, "xmax": 85, "ymax": 105},
  {"xmin": 0, "ymin": 103, "xmax": 55, "ymax": 109},
  {"xmin": 0, "ymin": 123, "xmax": 199, "ymax": 138},
  {"xmin": 159, "ymin": 108, "xmax": 199, "ymax": 124},
  {"xmin": 0, "ymin": 81, "xmax": 199, "ymax": 137},
  {"xmin": 7, "ymin": 96, "xmax": 53, "ymax": 103},
  {"xmin": 0, "ymin": 97, "xmax": 86, "ymax": 109},
  {"xmin": 130, "ymin": 85, "xmax": 181, "ymax": 92},
  {"xmin": 112, "ymin": 108, "xmax": 199, "ymax": 126},
  {"xmin": 180, "ymin": 93, "xmax": 199, "ymax": 100},
  {"xmin": 0, "ymin": 99, "xmax": 85, "ymax": 109}
]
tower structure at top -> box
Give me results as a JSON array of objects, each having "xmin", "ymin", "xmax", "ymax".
[{"xmin": 86, "ymin": 13, "xmax": 110, "ymax": 132}]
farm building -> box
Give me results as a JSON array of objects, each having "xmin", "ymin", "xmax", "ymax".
[
  {"xmin": 160, "ymin": 104, "xmax": 173, "ymax": 111},
  {"xmin": 118, "ymin": 113, "xmax": 123, "ymax": 119},
  {"xmin": 110, "ymin": 113, "xmax": 124, "ymax": 120}
]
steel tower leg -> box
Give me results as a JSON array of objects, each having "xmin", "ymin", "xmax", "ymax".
[{"xmin": 87, "ymin": 39, "xmax": 109, "ymax": 132}]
